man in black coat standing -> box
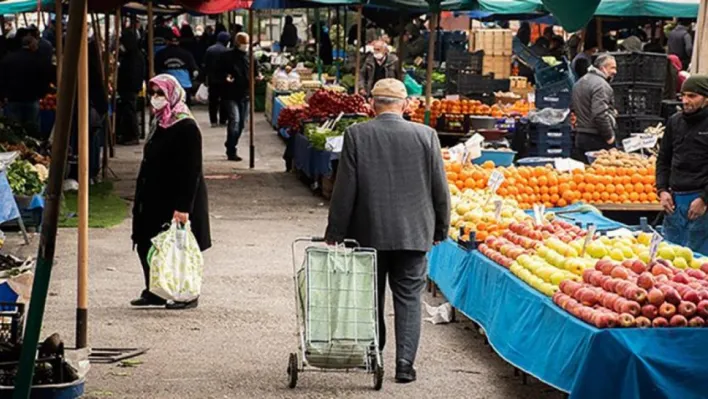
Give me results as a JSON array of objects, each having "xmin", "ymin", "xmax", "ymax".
[
  {"xmin": 116, "ymin": 29, "xmax": 146, "ymax": 145},
  {"xmin": 279, "ymin": 15, "xmax": 298, "ymax": 51},
  {"xmin": 203, "ymin": 31, "xmax": 231, "ymax": 127}
]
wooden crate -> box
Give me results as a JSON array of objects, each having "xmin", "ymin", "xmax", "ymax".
[
  {"xmin": 510, "ymin": 76, "xmax": 528, "ymax": 89},
  {"xmin": 469, "ymin": 29, "xmax": 513, "ymax": 56},
  {"xmin": 483, "ymin": 55, "xmax": 512, "ymax": 79}
]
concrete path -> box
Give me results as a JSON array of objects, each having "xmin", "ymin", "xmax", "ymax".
[{"xmin": 37, "ymin": 109, "xmax": 561, "ymax": 399}]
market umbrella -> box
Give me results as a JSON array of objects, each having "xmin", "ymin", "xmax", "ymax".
[{"xmin": 691, "ymin": 0, "xmax": 708, "ymax": 74}]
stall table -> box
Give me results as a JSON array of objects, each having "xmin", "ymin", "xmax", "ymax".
[{"xmin": 593, "ymin": 203, "xmax": 663, "ymax": 227}]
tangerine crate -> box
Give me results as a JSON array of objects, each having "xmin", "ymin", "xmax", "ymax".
[
  {"xmin": 469, "ymin": 29, "xmax": 513, "ymax": 56},
  {"xmin": 483, "ymin": 55, "xmax": 512, "ymax": 79}
]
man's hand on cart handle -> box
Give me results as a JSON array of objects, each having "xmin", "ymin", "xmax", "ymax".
[
  {"xmin": 659, "ymin": 191, "xmax": 675, "ymax": 215},
  {"xmin": 688, "ymin": 197, "xmax": 707, "ymax": 221}
]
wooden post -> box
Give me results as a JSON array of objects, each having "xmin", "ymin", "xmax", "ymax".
[
  {"xmin": 354, "ymin": 5, "xmax": 362, "ymax": 92},
  {"xmin": 596, "ymin": 18, "xmax": 603, "ymax": 51},
  {"xmin": 111, "ymin": 9, "xmax": 121, "ymax": 150},
  {"xmin": 56, "ymin": 0, "xmax": 63, "ymax": 85},
  {"xmin": 424, "ymin": 12, "xmax": 439, "ymax": 125},
  {"xmin": 147, "ymin": 0, "xmax": 155, "ymax": 81},
  {"xmin": 13, "ymin": 0, "xmax": 87, "ymax": 395},
  {"xmin": 249, "ymin": 10, "xmax": 255, "ymax": 169}
]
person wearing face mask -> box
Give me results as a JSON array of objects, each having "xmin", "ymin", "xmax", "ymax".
[
  {"xmin": 359, "ymin": 40, "xmax": 402, "ymax": 97},
  {"xmin": 116, "ymin": 29, "xmax": 146, "ymax": 145},
  {"xmin": 656, "ymin": 76, "xmax": 708, "ymax": 254},
  {"xmin": 154, "ymin": 31, "xmax": 199, "ymax": 104},
  {"xmin": 217, "ymin": 32, "xmax": 258, "ymax": 161},
  {"xmin": 131, "ymin": 74, "xmax": 211, "ymax": 309},
  {"xmin": 325, "ymin": 79, "xmax": 449, "ymax": 384},
  {"xmin": 571, "ymin": 53, "xmax": 618, "ymax": 162}
]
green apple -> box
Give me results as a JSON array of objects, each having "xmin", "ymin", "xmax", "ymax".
[
  {"xmin": 673, "ymin": 257, "xmax": 689, "ymax": 269},
  {"xmin": 550, "ymin": 271, "xmax": 566, "ymax": 285},
  {"xmin": 586, "ymin": 241, "xmax": 609, "ymax": 259},
  {"xmin": 675, "ymin": 246, "xmax": 694, "ymax": 263},
  {"xmin": 610, "ymin": 248, "xmax": 625, "ymax": 261},
  {"xmin": 639, "ymin": 250, "xmax": 651, "ymax": 264},
  {"xmin": 658, "ymin": 246, "xmax": 676, "ymax": 261}
]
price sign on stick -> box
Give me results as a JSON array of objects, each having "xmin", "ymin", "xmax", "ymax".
[
  {"xmin": 448, "ymin": 144, "xmax": 465, "ymax": 163},
  {"xmin": 494, "ymin": 200, "xmax": 503, "ymax": 222},
  {"xmin": 581, "ymin": 225, "xmax": 597, "ymax": 257},
  {"xmin": 649, "ymin": 232, "xmax": 663, "ymax": 261},
  {"xmin": 484, "ymin": 170, "xmax": 505, "ymax": 205}
]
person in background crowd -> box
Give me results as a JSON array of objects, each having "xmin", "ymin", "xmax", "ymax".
[
  {"xmin": 602, "ymin": 33, "xmax": 618, "ymax": 52},
  {"xmin": 656, "ymin": 75, "xmax": 708, "ymax": 254},
  {"xmin": 543, "ymin": 26, "xmax": 554, "ymax": 41},
  {"xmin": 619, "ymin": 35, "xmax": 642, "ymax": 52},
  {"xmin": 179, "ymin": 23, "xmax": 198, "ymax": 61},
  {"xmin": 549, "ymin": 35, "xmax": 566, "ymax": 60},
  {"xmin": 203, "ymin": 24, "xmax": 216, "ymax": 47},
  {"xmin": 280, "ymin": 15, "xmax": 298, "ymax": 51},
  {"xmin": 572, "ymin": 37, "xmax": 599, "ymax": 79},
  {"xmin": 516, "ymin": 22, "xmax": 531, "ymax": 47},
  {"xmin": 30, "ymin": 26, "xmax": 53, "ymax": 63},
  {"xmin": 0, "ymin": 35, "xmax": 52, "ymax": 135},
  {"xmin": 218, "ymin": 32, "xmax": 256, "ymax": 161},
  {"xmin": 232, "ymin": 24, "xmax": 244, "ymax": 36},
  {"xmin": 666, "ymin": 54, "xmax": 683, "ymax": 99},
  {"xmin": 643, "ymin": 38, "xmax": 665, "ymax": 53},
  {"xmin": 311, "ymin": 22, "xmax": 333, "ymax": 66},
  {"xmin": 152, "ymin": 16, "xmax": 173, "ymax": 54},
  {"xmin": 571, "ymin": 54, "xmax": 618, "ymax": 161},
  {"xmin": 42, "ymin": 17, "xmax": 56, "ymax": 46},
  {"xmin": 529, "ymin": 37, "xmax": 550, "ymax": 58},
  {"xmin": 116, "ymin": 29, "xmax": 145, "ymax": 145},
  {"xmin": 400, "ymin": 23, "xmax": 426, "ymax": 64},
  {"xmin": 668, "ymin": 19, "xmax": 693, "ymax": 71},
  {"xmin": 155, "ymin": 31, "xmax": 199, "ymax": 105},
  {"xmin": 204, "ymin": 31, "xmax": 231, "ymax": 127},
  {"xmin": 365, "ymin": 22, "xmax": 377, "ymax": 44},
  {"xmin": 215, "ymin": 23, "xmax": 227, "ymax": 36},
  {"xmin": 359, "ymin": 40, "xmax": 402, "ymax": 97},
  {"xmin": 195, "ymin": 25, "xmax": 204, "ymax": 38},
  {"xmin": 324, "ymin": 78, "xmax": 450, "ymax": 384},
  {"xmin": 567, "ymin": 32, "xmax": 582, "ymax": 60},
  {"xmin": 131, "ymin": 74, "xmax": 211, "ymax": 310}
]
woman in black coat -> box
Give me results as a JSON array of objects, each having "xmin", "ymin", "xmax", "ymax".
[{"xmin": 131, "ymin": 74, "xmax": 211, "ymax": 309}]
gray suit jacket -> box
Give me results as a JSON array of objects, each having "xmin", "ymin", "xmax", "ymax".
[{"xmin": 325, "ymin": 113, "xmax": 450, "ymax": 252}]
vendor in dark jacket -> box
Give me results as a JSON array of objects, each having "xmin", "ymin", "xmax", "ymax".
[
  {"xmin": 279, "ymin": 15, "xmax": 298, "ymax": 51},
  {"xmin": 131, "ymin": 74, "xmax": 211, "ymax": 309},
  {"xmin": 359, "ymin": 40, "xmax": 402, "ymax": 97},
  {"xmin": 203, "ymin": 31, "xmax": 231, "ymax": 127},
  {"xmin": 571, "ymin": 54, "xmax": 618, "ymax": 162},
  {"xmin": 116, "ymin": 29, "xmax": 145, "ymax": 145},
  {"xmin": 656, "ymin": 76, "xmax": 708, "ymax": 255}
]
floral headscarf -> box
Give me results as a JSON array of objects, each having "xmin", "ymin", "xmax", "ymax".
[{"xmin": 149, "ymin": 74, "xmax": 195, "ymax": 129}]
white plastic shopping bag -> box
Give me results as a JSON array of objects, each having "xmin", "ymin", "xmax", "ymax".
[
  {"xmin": 148, "ymin": 221, "xmax": 204, "ymax": 302},
  {"xmin": 195, "ymin": 83, "xmax": 209, "ymax": 104}
]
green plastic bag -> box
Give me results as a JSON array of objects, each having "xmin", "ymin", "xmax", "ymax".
[
  {"xmin": 148, "ymin": 221, "xmax": 204, "ymax": 302},
  {"xmin": 404, "ymin": 74, "xmax": 423, "ymax": 96}
]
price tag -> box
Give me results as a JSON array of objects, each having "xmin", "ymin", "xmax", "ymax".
[
  {"xmin": 623, "ymin": 135, "xmax": 658, "ymax": 153},
  {"xmin": 487, "ymin": 170, "xmax": 505, "ymax": 194},
  {"xmin": 449, "ymin": 144, "xmax": 465, "ymax": 163},
  {"xmin": 554, "ymin": 158, "xmax": 585, "ymax": 173},
  {"xmin": 325, "ymin": 136, "xmax": 344, "ymax": 152},
  {"xmin": 581, "ymin": 225, "xmax": 597, "ymax": 256},
  {"xmin": 532, "ymin": 204, "xmax": 542, "ymax": 226},
  {"xmin": 445, "ymin": 94, "xmax": 460, "ymax": 101},
  {"xmin": 494, "ymin": 200, "xmax": 503, "ymax": 221},
  {"xmin": 649, "ymin": 232, "xmax": 663, "ymax": 261}
]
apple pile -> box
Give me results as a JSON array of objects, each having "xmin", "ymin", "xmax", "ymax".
[
  {"xmin": 553, "ymin": 258, "xmax": 708, "ymax": 328},
  {"xmin": 478, "ymin": 236, "xmax": 533, "ymax": 268},
  {"xmin": 509, "ymin": 254, "xmax": 581, "ymax": 297}
]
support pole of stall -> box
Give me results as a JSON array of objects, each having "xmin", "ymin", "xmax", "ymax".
[
  {"xmin": 249, "ymin": 9, "xmax": 255, "ymax": 169},
  {"xmin": 111, "ymin": 9, "xmax": 121, "ymax": 149},
  {"xmin": 335, "ymin": 6, "xmax": 340, "ymax": 79},
  {"xmin": 343, "ymin": 6, "xmax": 348, "ymax": 64},
  {"xmin": 13, "ymin": 0, "xmax": 87, "ymax": 395},
  {"xmin": 596, "ymin": 18, "xmax": 603, "ymax": 51},
  {"xmin": 76, "ymin": 6, "xmax": 90, "ymax": 350},
  {"xmin": 147, "ymin": 0, "xmax": 155, "ymax": 81},
  {"xmin": 55, "ymin": 0, "xmax": 62, "ymax": 85},
  {"xmin": 315, "ymin": 8, "xmax": 322, "ymax": 80},
  {"xmin": 424, "ymin": 11, "xmax": 439, "ymax": 126},
  {"xmin": 354, "ymin": 5, "xmax": 362, "ymax": 92}
]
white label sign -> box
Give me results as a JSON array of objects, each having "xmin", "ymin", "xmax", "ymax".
[
  {"xmin": 581, "ymin": 225, "xmax": 597, "ymax": 256},
  {"xmin": 449, "ymin": 144, "xmax": 465, "ymax": 163},
  {"xmin": 554, "ymin": 158, "xmax": 585, "ymax": 173},
  {"xmin": 494, "ymin": 200, "xmax": 503, "ymax": 221},
  {"xmin": 325, "ymin": 136, "xmax": 344, "ymax": 153},
  {"xmin": 487, "ymin": 170, "xmax": 505, "ymax": 194},
  {"xmin": 623, "ymin": 135, "xmax": 658, "ymax": 153},
  {"xmin": 649, "ymin": 232, "xmax": 663, "ymax": 261}
]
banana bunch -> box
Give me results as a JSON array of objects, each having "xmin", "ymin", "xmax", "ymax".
[{"xmin": 279, "ymin": 92, "xmax": 307, "ymax": 107}]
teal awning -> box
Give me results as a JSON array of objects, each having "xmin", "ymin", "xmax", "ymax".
[
  {"xmin": 0, "ymin": 0, "xmax": 54, "ymax": 14},
  {"xmin": 594, "ymin": 0, "xmax": 699, "ymax": 18}
]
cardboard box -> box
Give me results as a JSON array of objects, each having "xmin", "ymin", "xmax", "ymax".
[
  {"xmin": 469, "ymin": 29, "xmax": 513, "ymax": 56},
  {"xmin": 483, "ymin": 55, "xmax": 512, "ymax": 79},
  {"xmin": 510, "ymin": 76, "xmax": 528, "ymax": 89}
]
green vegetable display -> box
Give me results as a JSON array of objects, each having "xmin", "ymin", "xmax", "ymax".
[
  {"xmin": 431, "ymin": 72, "xmax": 446, "ymax": 84},
  {"xmin": 7, "ymin": 160, "xmax": 43, "ymax": 196},
  {"xmin": 305, "ymin": 117, "xmax": 370, "ymax": 151}
]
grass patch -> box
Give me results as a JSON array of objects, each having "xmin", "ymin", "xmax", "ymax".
[{"xmin": 59, "ymin": 181, "xmax": 128, "ymax": 228}]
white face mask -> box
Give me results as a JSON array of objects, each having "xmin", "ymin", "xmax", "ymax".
[
  {"xmin": 374, "ymin": 52, "xmax": 385, "ymax": 61},
  {"xmin": 239, "ymin": 44, "xmax": 249, "ymax": 52},
  {"xmin": 151, "ymin": 96, "xmax": 168, "ymax": 111}
]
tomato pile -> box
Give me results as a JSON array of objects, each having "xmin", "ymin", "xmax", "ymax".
[
  {"xmin": 277, "ymin": 89, "xmax": 374, "ymax": 133},
  {"xmin": 277, "ymin": 106, "xmax": 310, "ymax": 131}
]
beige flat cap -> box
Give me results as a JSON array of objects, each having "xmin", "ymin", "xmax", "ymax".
[{"xmin": 371, "ymin": 78, "xmax": 407, "ymax": 99}]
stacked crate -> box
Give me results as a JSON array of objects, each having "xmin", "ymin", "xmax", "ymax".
[
  {"xmin": 610, "ymin": 52, "xmax": 667, "ymax": 142},
  {"xmin": 469, "ymin": 29, "xmax": 512, "ymax": 79},
  {"xmin": 527, "ymin": 119, "xmax": 573, "ymax": 158}
]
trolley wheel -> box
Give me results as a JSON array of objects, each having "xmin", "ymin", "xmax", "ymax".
[
  {"xmin": 287, "ymin": 353, "xmax": 298, "ymax": 389},
  {"xmin": 373, "ymin": 361, "xmax": 384, "ymax": 390}
]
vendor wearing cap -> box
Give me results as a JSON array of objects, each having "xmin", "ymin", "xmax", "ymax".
[
  {"xmin": 325, "ymin": 79, "xmax": 449, "ymax": 384},
  {"xmin": 656, "ymin": 75, "xmax": 708, "ymax": 254}
]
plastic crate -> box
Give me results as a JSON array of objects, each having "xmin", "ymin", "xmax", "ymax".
[
  {"xmin": 528, "ymin": 142, "xmax": 572, "ymax": 158},
  {"xmin": 611, "ymin": 52, "xmax": 668, "ymax": 86},
  {"xmin": 661, "ymin": 100, "xmax": 682, "ymax": 120},
  {"xmin": 446, "ymin": 49, "xmax": 484, "ymax": 73},
  {"xmin": 529, "ymin": 124, "xmax": 573, "ymax": 144},
  {"xmin": 472, "ymin": 149, "xmax": 516, "ymax": 167},
  {"xmin": 534, "ymin": 58, "xmax": 574, "ymax": 89},
  {"xmin": 457, "ymin": 70, "xmax": 510, "ymax": 96},
  {"xmin": 615, "ymin": 115, "xmax": 665, "ymax": 140},
  {"xmin": 613, "ymin": 84, "xmax": 664, "ymax": 116},
  {"xmin": 436, "ymin": 114, "xmax": 469, "ymax": 133},
  {"xmin": 516, "ymin": 157, "xmax": 557, "ymax": 167},
  {"xmin": 535, "ymin": 80, "xmax": 572, "ymax": 110},
  {"xmin": 512, "ymin": 37, "xmax": 544, "ymax": 69}
]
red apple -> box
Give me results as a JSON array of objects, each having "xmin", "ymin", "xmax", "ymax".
[
  {"xmin": 613, "ymin": 298, "xmax": 628, "ymax": 314},
  {"xmin": 623, "ymin": 286, "xmax": 648, "ymax": 303},
  {"xmin": 641, "ymin": 304, "xmax": 659, "ymax": 319},
  {"xmin": 687, "ymin": 269, "xmax": 707, "ymax": 280},
  {"xmin": 635, "ymin": 316, "xmax": 652, "ymax": 328},
  {"xmin": 655, "ymin": 274, "xmax": 670, "ymax": 283},
  {"xmin": 618, "ymin": 313, "xmax": 636, "ymax": 327},
  {"xmin": 637, "ymin": 272, "xmax": 655, "ymax": 290},
  {"xmin": 659, "ymin": 286, "xmax": 682, "ymax": 306},
  {"xmin": 659, "ymin": 302, "xmax": 677, "ymax": 319},
  {"xmin": 689, "ymin": 316, "xmax": 705, "ymax": 327},
  {"xmin": 620, "ymin": 301, "xmax": 641, "ymax": 317},
  {"xmin": 611, "ymin": 267, "xmax": 630, "ymax": 280},
  {"xmin": 652, "ymin": 317, "xmax": 669, "ymax": 327},
  {"xmin": 679, "ymin": 301, "xmax": 697, "ymax": 318},
  {"xmin": 603, "ymin": 278, "xmax": 618, "ymax": 293},
  {"xmin": 688, "ymin": 282, "xmax": 703, "ymax": 290},
  {"xmin": 579, "ymin": 289, "xmax": 598, "ymax": 307},
  {"xmin": 561, "ymin": 280, "xmax": 582, "ymax": 297},
  {"xmin": 652, "ymin": 264, "xmax": 673, "ymax": 278},
  {"xmin": 621, "ymin": 260, "xmax": 634, "ymax": 270},
  {"xmin": 615, "ymin": 280, "xmax": 632, "ymax": 296},
  {"xmin": 697, "ymin": 300, "xmax": 708, "ymax": 318},
  {"xmin": 700, "ymin": 263, "xmax": 708, "ymax": 275},
  {"xmin": 673, "ymin": 272, "xmax": 692, "ymax": 285},
  {"xmin": 647, "ymin": 288, "xmax": 665, "ymax": 306},
  {"xmin": 583, "ymin": 269, "xmax": 599, "ymax": 285},
  {"xmin": 670, "ymin": 314, "xmax": 688, "ymax": 327},
  {"xmin": 630, "ymin": 260, "xmax": 648, "ymax": 275},
  {"xmin": 684, "ymin": 289, "xmax": 701, "ymax": 304}
]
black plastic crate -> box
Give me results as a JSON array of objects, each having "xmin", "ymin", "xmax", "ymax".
[
  {"xmin": 534, "ymin": 58, "xmax": 574, "ymax": 89},
  {"xmin": 535, "ymin": 80, "xmax": 572, "ymax": 109},
  {"xmin": 457, "ymin": 70, "xmax": 510, "ymax": 97},
  {"xmin": 436, "ymin": 114, "xmax": 469, "ymax": 133},
  {"xmin": 527, "ymin": 143, "xmax": 572, "ymax": 158},
  {"xmin": 611, "ymin": 52, "xmax": 668, "ymax": 86},
  {"xmin": 446, "ymin": 49, "xmax": 484, "ymax": 73},
  {"xmin": 613, "ymin": 84, "xmax": 664, "ymax": 116},
  {"xmin": 661, "ymin": 100, "xmax": 683, "ymax": 120},
  {"xmin": 615, "ymin": 115, "xmax": 665, "ymax": 140},
  {"xmin": 529, "ymin": 123, "xmax": 573, "ymax": 143}
]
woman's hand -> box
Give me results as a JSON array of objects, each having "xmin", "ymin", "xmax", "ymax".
[{"xmin": 173, "ymin": 211, "xmax": 189, "ymax": 224}]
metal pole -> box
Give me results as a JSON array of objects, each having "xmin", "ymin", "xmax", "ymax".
[
  {"xmin": 354, "ymin": 5, "xmax": 362, "ymax": 92},
  {"xmin": 596, "ymin": 18, "xmax": 603, "ymax": 51},
  {"xmin": 77, "ymin": 8, "xmax": 89, "ymax": 350},
  {"xmin": 147, "ymin": 0, "xmax": 155, "ymax": 81},
  {"xmin": 13, "ymin": 0, "xmax": 87, "ymax": 395},
  {"xmin": 335, "ymin": 6, "xmax": 340, "ymax": 78},
  {"xmin": 424, "ymin": 12, "xmax": 439, "ymax": 126},
  {"xmin": 55, "ymin": 0, "xmax": 63, "ymax": 85},
  {"xmin": 343, "ymin": 6, "xmax": 347, "ymax": 63},
  {"xmin": 316, "ymin": 8, "xmax": 322, "ymax": 79},
  {"xmin": 249, "ymin": 10, "xmax": 255, "ymax": 169},
  {"xmin": 111, "ymin": 9, "xmax": 121, "ymax": 151}
]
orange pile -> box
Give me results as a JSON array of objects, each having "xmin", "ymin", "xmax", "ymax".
[
  {"xmin": 444, "ymin": 161, "xmax": 658, "ymax": 209},
  {"xmin": 410, "ymin": 98, "xmax": 532, "ymax": 126}
]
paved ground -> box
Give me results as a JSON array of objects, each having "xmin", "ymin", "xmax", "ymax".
[{"xmin": 34, "ymin": 109, "xmax": 562, "ymax": 398}]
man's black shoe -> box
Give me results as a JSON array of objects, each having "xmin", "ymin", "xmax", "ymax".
[
  {"xmin": 130, "ymin": 292, "xmax": 166, "ymax": 307},
  {"xmin": 166, "ymin": 298, "xmax": 199, "ymax": 310},
  {"xmin": 227, "ymin": 154, "xmax": 243, "ymax": 162},
  {"xmin": 395, "ymin": 359, "xmax": 416, "ymax": 383}
]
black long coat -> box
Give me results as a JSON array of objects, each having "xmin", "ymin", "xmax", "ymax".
[{"xmin": 132, "ymin": 119, "xmax": 211, "ymax": 251}]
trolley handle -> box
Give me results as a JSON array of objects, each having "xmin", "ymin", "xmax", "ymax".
[{"xmin": 308, "ymin": 237, "xmax": 360, "ymax": 247}]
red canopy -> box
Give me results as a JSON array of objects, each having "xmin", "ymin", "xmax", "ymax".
[{"xmin": 88, "ymin": 0, "xmax": 253, "ymax": 14}]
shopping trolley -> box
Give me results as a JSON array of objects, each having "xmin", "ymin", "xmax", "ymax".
[{"xmin": 287, "ymin": 237, "xmax": 383, "ymax": 390}]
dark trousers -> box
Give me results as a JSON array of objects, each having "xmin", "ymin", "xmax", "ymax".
[
  {"xmin": 4, "ymin": 101, "xmax": 40, "ymax": 136},
  {"xmin": 377, "ymin": 250, "xmax": 427, "ymax": 365},
  {"xmin": 208, "ymin": 83, "xmax": 227, "ymax": 125},
  {"xmin": 136, "ymin": 240, "xmax": 164, "ymax": 300},
  {"xmin": 573, "ymin": 132, "xmax": 614, "ymax": 163},
  {"xmin": 116, "ymin": 92, "xmax": 139, "ymax": 143},
  {"xmin": 225, "ymin": 98, "xmax": 249, "ymax": 157}
]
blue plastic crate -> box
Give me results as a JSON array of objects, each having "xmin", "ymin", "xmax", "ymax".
[
  {"xmin": 472, "ymin": 149, "xmax": 517, "ymax": 167},
  {"xmin": 528, "ymin": 141, "xmax": 572, "ymax": 158},
  {"xmin": 516, "ymin": 157, "xmax": 557, "ymax": 167},
  {"xmin": 535, "ymin": 81, "xmax": 572, "ymax": 110},
  {"xmin": 528, "ymin": 122, "xmax": 573, "ymax": 143},
  {"xmin": 534, "ymin": 58, "xmax": 575, "ymax": 89}
]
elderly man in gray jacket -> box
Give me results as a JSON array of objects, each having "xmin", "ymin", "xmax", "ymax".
[
  {"xmin": 325, "ymin": 79, "xmax": 450, "ymax": 383},
  {"xmin": 571, "ymin": 53, "xmax": 618, "ymax": 162}
]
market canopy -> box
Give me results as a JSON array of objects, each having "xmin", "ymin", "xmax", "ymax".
[{"xmin": 0, "ymin": 0, "xmax": 54, "ymax": 14}]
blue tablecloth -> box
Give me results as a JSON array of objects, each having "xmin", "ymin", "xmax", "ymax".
[
  {"xmin": 293, "ymin": 133, "xmax": 336, "ymax": 180},
  {"xmin": 272, "ymin": 96, "xmax": 286, "ymax": 129},
  {"xmin": 429, "ymin": 240, "xmax": 708, "ymax": 399},
  {"xmin": 527, "ymin": 203, "xmax": 626, "ymax": 231}
]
